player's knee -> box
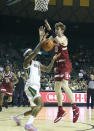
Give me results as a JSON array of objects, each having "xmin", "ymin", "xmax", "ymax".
[
  {"xmin": 54, "ymin": 85, "xmax": 61, "ymax": 94},
  {"xmin": 61, "ymin": 79, "xmax": 69, "ymax": 90},
  {"xmin": 34, "ymin": 97, "xmax": 43, "ymax": 108},
  {"xmin": 32, "ymin": 106, "xmax": 42, "ymax": 117}
]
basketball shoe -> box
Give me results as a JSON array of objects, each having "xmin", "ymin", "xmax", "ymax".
[
  {"xmin": 13, "ymin": 116, "xmax": 21, "ymax": 126},
  {"xmin": 72, "ymin": 104, "xmax": 79, "ymax": 123},
  {"xmin": 54, "ymin": 108, "xmax": 66, "ymax": 123},
  {"xmin": 24, "ymin": 123, "xmax": 38, "ymax": 131}
]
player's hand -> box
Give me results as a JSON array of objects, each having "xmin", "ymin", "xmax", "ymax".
[
  {"xmin": 45, "ymin": 19, "xmax": 51, "ymax": 31},
  {"xmin": 39, "ymin": 26, "xmax": 45, "ymax": 36},
  {"xmin": 53, "ymin": 53, "xmax": 61, "ymax": 60}
]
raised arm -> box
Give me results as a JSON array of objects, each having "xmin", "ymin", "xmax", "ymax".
[
  {"xmin": 45, "ymin": 19, "xmax": 56, "ymax": 38},
  {"xmin": 45, "ymin": 19, "xmax": 51, "ymax": 31},
  {"xmin": 40, "ymin": 53, "xmax": 61, "ymax": 73}
]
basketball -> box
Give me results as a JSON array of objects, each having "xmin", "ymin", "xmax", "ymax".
[{"xmin": 42, "ymin": 39, "xmax": 54, "ymax": 51}]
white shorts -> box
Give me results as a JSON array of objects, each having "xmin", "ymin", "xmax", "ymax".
[{"xmin": 25, "ymin": 82, "xmax": 41, "ymax": 106}]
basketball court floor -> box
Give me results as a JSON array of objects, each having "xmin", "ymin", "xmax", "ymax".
[{"xmin": 0, "ymin": 107, "xmax": 94, "ymax": 131}]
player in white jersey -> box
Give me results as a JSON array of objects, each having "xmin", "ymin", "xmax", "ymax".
[
  {"xmin": 13, "ymin": 40, "xmax": 60, "ymax": 131},
  {"xmin": 24, "ymin": 60, "xmax": 41, "ymax": 106}
]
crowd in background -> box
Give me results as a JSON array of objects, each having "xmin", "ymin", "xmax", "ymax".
[
  {"xmin": 0, "ymin": 41, "xmax": 94, "ymax": 106},
  {"xmin": 0, "ymin": 42, "xmax": 94, "ymax": 91}
]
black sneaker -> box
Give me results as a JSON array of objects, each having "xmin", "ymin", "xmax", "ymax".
[{"xmin": 0, "ymin": 106, "xmax": 2, "ymax": 112}]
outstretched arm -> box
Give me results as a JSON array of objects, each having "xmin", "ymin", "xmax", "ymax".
[
  {"xmin": 39, "ymin": 26, "xmax": 49, "ymax": 41},
  {"xmin": 45, "ymin": 19, "xmax": 51, "ymax": 31},
  {"xmin": 40, "ymin": 53, "xmax": 61, "ymax": 73},
  {"xmin": 45, "ymin": 19, "xmax": 56, "ymax": 38}
]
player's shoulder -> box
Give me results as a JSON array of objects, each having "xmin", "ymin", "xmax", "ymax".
[
  {"xmin": 61, "ymin": 35, "xmax": 68, "ymax": 46},
  {"xmin": 33, "ymin": 60, "xmax": 40, "ymax": 65}
]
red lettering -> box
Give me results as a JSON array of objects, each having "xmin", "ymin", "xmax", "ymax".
[{"xmin": 75, "ymin": 94, "xmax": 81, "ymax": 102}]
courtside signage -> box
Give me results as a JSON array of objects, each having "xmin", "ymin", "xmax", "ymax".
[{"xmin": 40, "ymin": 92, "xmax": 87, "ymax": 103}]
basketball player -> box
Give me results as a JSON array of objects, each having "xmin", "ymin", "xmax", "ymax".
[
  {"xmin": 0, "ymin": 64, "xmax": 18, "ymax": 112},
  {"xmin": 43, "ymin": 20, "xmax": 79, "ymax": 123},
  {"xmin": 13, "ymin": 40, "xmax": 60, "ymax": 131}
]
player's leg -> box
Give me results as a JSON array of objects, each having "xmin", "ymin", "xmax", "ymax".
[
  {"xmin": 4, "ymin": 93, "xmax": 13, "ymax": 109},
  {"xmin": 61, "ymin": 79, "xmax": 79, "ymax": 123},
  {"xmin": 13, "ymin": 84, "xmax": 42, "ymax": 131},
  {"xmin": 87, "ymin": 89, "xmax": 90, "ymax": 108},
  {"xmin": 24, "ymin": 96, "xmax": 43, "ymax": 131},
  {"xmin": 0, "ymin": 93, "xmax": 5, "ymax": 112},
  {"xmin": 54, "ymin": 81, "xmax": 66, "ymax": 123},
  {"xmin": 91, "ymin": 90, "xmax": 94, "ymax": 109},
  {"xmin": 61, "ymin": 79, "xmax": 75, "ymax": 103},
  {"xmin": 54, "ymin": 81, "xmax": 62, "ymax": 106},
  {"xmin": 24, "ymin": 97, "xmax": 43, "ymax": 116}
]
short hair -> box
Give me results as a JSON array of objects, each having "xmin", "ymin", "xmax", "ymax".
[
  {"xmin": 55, "ymin": 22, "xmax": 66, "ymax": 31},
  {"xmin": 23, "ymin": 48, "xmax": 32, "ymax": 57}
]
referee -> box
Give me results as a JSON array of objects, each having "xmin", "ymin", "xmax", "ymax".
[{"xmin": 87, "ymin": 72, "xmax": 94, "ymax": 109}]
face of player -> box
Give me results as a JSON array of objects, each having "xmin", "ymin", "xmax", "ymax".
[
  {"xmin": 5, "ymin": 65, "xmax": 10, "ymax": 72},
  {"xmin": 55, "ymin": 27, "xmax": 64, "ymax": 37}
]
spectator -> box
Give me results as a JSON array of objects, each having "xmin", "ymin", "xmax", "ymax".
[
  {"xmin": 12, "ymin": 71, "xmax": 24, "ymax": 107},
  {"xmin": 87, "ymin": 72, "xmax": 94, "ymax": 109}
]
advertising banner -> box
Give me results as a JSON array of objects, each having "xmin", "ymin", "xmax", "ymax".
[{"xmin": 40, "ymin": 92, "xmax": 87, "ymax": 103}]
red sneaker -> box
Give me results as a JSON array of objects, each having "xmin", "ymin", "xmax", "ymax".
[
  {"xmin": 73, "ymin": 107, "xmax": 79, "ymax": 123},
  {"xmin": 54, "ymin": 109, "xmax": 66, "ymax": 123}
]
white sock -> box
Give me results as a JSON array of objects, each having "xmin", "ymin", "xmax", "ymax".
[{"xmin": 27, "ymin": 116, "xmax": 35, "ymax": 124}]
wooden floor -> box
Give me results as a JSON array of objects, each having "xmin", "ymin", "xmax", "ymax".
[{"xmin": 0, "ymin": 107, "xmax": 94, "ymax": 131}]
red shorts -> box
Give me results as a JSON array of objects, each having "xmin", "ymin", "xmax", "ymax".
[
  {"xmin": 54, "ymin": 62, "xmax": 72, "ymax": 81},
  {"xmin": 0, "ymin": 82, "xmax": 13, "ymax": 96}
]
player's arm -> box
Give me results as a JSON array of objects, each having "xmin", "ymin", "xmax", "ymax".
[
  {"xmin": 39, "ymin": 26, "xmax": 49, "ymax": 42},
  {"xmin": 40, "ymin": 53, "xmax": 61, "ymax": 73},
  {"xmin": 0, "ymin": 73, "xmax": 3, "ymax": 79},
  {"xmin": 45, "ymin": 19, "xmax": 56, "ymax": 38},
  {"xmin": 12, "ymin": 72, "xmax": 19, "ymax": 85},
  {"xmin": 39, "ymin": 26, "xmax": 45, "ymax": 41},
  {"xmin": 45, "ymin": 19, "xmax": 51, "ymax": 31}
]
